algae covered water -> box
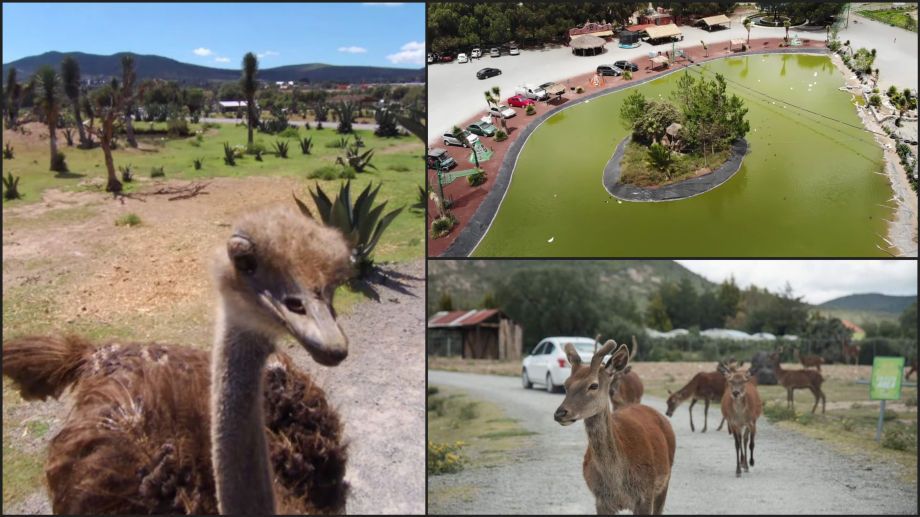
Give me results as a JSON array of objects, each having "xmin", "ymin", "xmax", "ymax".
[{"xmin": 472, "ymin": 54, "xmax": 894, "ymax": 257}]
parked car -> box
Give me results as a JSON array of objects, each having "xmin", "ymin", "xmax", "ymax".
[
  {"xmin": 489, "ymin": 104, "xmax": 516, "ymax": 119},
  {"xmin": 476, "ymin": 67, "xmax": 502, "ymax": 80},
  {"xmin": 471, "ymin": 48, "xmax": 482, "ymax": 58},
  {"xmin": 426, "ymin": 148, "xmax": 457, "ymax": 171},
  {"xmin": 467, "ymin": 120, "xmax": 497, "ymax": 137},
  {"xmin": 442, "ymin": 130, "xmax": 479, "ymax": 147},
  {"xmin": 509, "ymin": 46, "xmax": 520, "ymax": 55},
  {"xmin": 440, "ymin": 53, "xmax": 455, "ymax": 63},
  {"xmin": 515, "ymin": 84, "xmax": 548, "ymax": 101},
  {"xmin": 427, "ymin": 53, "xmax": 435, "ymax": 64},
  {"xmin": 507, "ymin": 94, "xmax": 535, "ymax": 108},
  {"xmin": 613, "ymin": 60, "xmax": 639, "ymax": 72},
  {"xmin": 597, "ymin": 64, "xmax": 624, "ymax": 76},
  {"xmin": 490, "ymin": 47, "xmax": 500, "ymax": 58},
  {"xmin": 522, "ymin": 336, "xmax": 605, "ymax": 392},
  {"xmin": 457, "ymin": 53, "xmax": 469, "ymax": 64}
]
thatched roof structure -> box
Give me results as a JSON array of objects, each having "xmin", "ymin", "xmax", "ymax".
[{"xmin": 571, "ymin": 34, "xmax": 606, "ymax": 56}]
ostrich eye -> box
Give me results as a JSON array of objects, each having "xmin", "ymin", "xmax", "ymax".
[
  {"xmin": 232, "ymin": 253, "xmax": 257, "ymax": 275},
  {"xmin": 588, "ymin": 383, "xmax": 599, "ymax": 391}
]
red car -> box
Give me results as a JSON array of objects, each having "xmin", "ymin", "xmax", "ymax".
[{"xmin": 507, "ymin": 94, "xmax": 535, "ymax": 108}]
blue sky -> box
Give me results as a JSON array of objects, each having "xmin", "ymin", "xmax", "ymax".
[{"xmin": 2, "ymin": 2, "xmax": 424, "ymax": 68}]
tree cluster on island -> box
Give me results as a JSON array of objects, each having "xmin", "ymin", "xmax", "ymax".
[{"xmin": 619, "ymin": 72, "xmax": 750, "ymax": 183}]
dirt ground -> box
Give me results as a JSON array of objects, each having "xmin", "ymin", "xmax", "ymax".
[{"xmin": 2, "ymin": 176, "xmax": 425, "ymax": 514}]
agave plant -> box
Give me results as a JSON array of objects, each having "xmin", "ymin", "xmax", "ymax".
[
  {"xmin": 3, "ymin": 172, "xmax": 22, "ymax": 200},
  {"xmin": 255, "ymin": 149, "xmax": 264, "ymax": 161},
  {"xmin": 293, "ymin": 180, "xmax": 404, "ymax": 277},
  {"xmin": 223, "ymin": 142, "xmax": 236, "ymax": 166},
  {"xmin": 118, "ymin": 164, "xmax": 133, "ymax": 183},
  {"xmin": 2, "ymin": 143, "xmax": 13, "ymax": 159},
  {"xmin": 374, "ymin": 106, "xmax": 400, "ymax": 137},
  {"xmin": 412, "ymin": 185, "xmax": 426, "ymax": 211},
  {"xmin": 193, "ymin": 157, "xmax": 204, "ymax": 170},
  {"xmin": 333, "ymin": 101, "xmax": 356, "ymax": 134},
  {"xmin": 299, "ymin": 136, "xmax": 313, "ymax": 155},
  {"xmin": 353, "ymin": 133, "xmax": 365, "ymax": 148},
  {"xmin": 274, "ymin": 140, "xmax": 289, "ymax": 158},
  {"xmin": 336, "ymin": 144, "xmax": 376, "ymax": 173}
]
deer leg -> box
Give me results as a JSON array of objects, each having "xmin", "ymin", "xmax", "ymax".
[
  {"xmin": 688, "ymin": 398, "xmax": 697, "ymax": 432},
  {"xmin": 810, "ymin": 386, "xmax": 820, "ymax": 414},
  {"xmin": 787, "ymin": 387, "xmax": 794, "ymax": 410},
  {"xmin": 596, "ymin": 498, "xmax": 619, "ymax": 515},
  {"xmin": 741, "ymin": 427, "xmax": 750, "ymax": 472},
  {"xmin": 749, "ymin": 422, "xmax": 756, "ymax": 467},
  {"xmin": 652, "ymin": 485, "xmax": 669, "ymax": 515},
  {"xmin": 717, "ymin": 415, "xmax": 725, "ymax": 431},
  {"xmin": 702, "ymin": 398, "xmax": 709, "ymax": 433},
  {"xmin": 821, "ymin": 388, "xmax": 826, "ymax": 414},
  {"xmin": 733, "ymin": 430, "xmax": 742, "ymax": 477},
  {"xmin": 634, "ymin": 496, "xmax": 655, "ymax": 516}
]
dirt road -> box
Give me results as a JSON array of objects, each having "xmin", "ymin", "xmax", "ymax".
[{"xmin": 428, "ymin": 371, "xmax": 918, "ymax": 515}]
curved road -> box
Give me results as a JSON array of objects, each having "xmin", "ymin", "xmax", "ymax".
[{"xmin": 428, "ymin": 370, "xmax": 917, "ymax": 515}]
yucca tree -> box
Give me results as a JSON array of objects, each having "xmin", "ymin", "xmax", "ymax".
[
  {"xmin": 121, "ymin": 55, "xmax": 138, "ymax": 147},
  {"xmin": 743, "ymin": 18, "xmax": 752, "ymax": 45},
  {"xmin": 5, "ymin": 67, "xmax": 21, "ymax": 128},
  {"xmin": 60, "ymin": 56, "xmax": 88, "ymax": 147},
  {"xmin": 34, "ymin": 66, "xmax": 64, "ymax": 172},
  {"xmin": 91, "ymin": 83, "xmax": 122, "ymax": 192},
  {"xmin": 241, "ymin": 52, "xmax": 259, "ymax": 146}
]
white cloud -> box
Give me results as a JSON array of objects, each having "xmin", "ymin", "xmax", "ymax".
[
  {"xmin": 193, "ymin": 47, "xmax": 213, "ymax": 57},
  {"xmin": 676, "ymin": 260, "xmax": 917, "ymax": 304},
  {"xmin": 338, "ymin": 46, "xmax": 367, "ymax": 54},
  {"xmin": 257, "ymin": 50, "xmax": 280, "ymax": 58},
  {"xmin": 386, "ymin": 41, "xmax": 424, "ymax": 65},
  {"xmin": 214, "ymin": 56, "xmax": 231, "ymax": 64}
]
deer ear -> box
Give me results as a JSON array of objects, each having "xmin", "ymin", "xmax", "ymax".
[
  {"xmin": 605, "ymin": 344, "xmax": 630, "ymax": 374},
  {"xmin": 667, "ymin": 388, "xmax": 673, "ymax": 395},
  {"xmin": 564, "ymin": 343, "xmax": 581, "ymax": 368},
  {"xmin": 717, "ymin": 363, "xmax": 730, "ymax": 377}
]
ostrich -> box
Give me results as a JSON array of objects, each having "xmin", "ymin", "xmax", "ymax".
[{"xmin": 3, "ymin": 205, "xmax": 354, "ymax": 514}]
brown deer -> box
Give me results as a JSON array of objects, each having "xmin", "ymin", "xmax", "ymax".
[
  {"xmin": 906, "ymin": 358, "xmax": 917, "ymax": 380},
  {"xmin": 555, "ymin": 340, "xmax": 675, "ymax": 515},
  {"xmin": 771, "ymin": 347, "xmax": 826, "ymax": 414},
  {"xmin": 793, "ymin": 348, "xmax": 824, "ymax": 372},
  {"xmin": 609, "ymin": 336, "xmax": 644, "ymax": 409},
  {"xmin": 665, "ymin": 367, "xmax": 726, "ymax": 433},
  {"xmin": 842, "ymin": 342, "xmax": 860, "ymax": 366},
  {"xmin": 718, "ymin": 362, "xmax": 762, "ymax": 477}
]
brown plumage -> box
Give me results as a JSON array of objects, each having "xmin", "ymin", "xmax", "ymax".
[{"xmin": 3, "ymin": 205, "xmax": 354, "ymax": 514}]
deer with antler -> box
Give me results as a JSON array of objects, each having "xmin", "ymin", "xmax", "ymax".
[
  {"xmin": 772, "ymin": 346, "xmax": 826, "ymax": 414},
  {"xmin": 555, "ymin": 340, "xmax": 675, "ymax": 515},
  {"xmin": 594, "ymin": 334, "xmax": 644, "ymax": 409},
  {"xmin": 718, "ymin": 361, "xmax": 762, "ymax": 478}
]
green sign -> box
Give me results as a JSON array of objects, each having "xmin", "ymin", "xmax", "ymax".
[
  {"xmin": 469, "ymin": 140, "xmax": 493, "ymax": 164},
  {"xmin": 869, "ymin": 356, "xmax": 904, "ymax": 400}
]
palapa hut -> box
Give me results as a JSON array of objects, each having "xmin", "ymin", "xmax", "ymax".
[
  {"xmin": 571, "ymin": 34, "xmax": 607, "ymax": 56},
  {"xmin": 427, "ymin": 309, "xmax": 524, "ymax": 360},
  {"xmin": 698, "ymin": 14, "xmax": 732, "ymax": 31},
  {"xmin": 642, "ymin": 23, "xmax": 683, "ymax": 44},
  {"xmin": 730, "ymin": 38, "xmax": 746, "ymax": 52},
  {"xmin": 650, "ymin": 55, "xmax": 670, "ymax": 69}
]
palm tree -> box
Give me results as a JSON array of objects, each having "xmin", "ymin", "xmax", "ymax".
[
  {"xmin": 121, "ymin": 55, "xmax": 138, "ymax": 148},
  {"xmin": 241, "ymin": 52, "xmax": 259, "ymax": 147},
  {"xmin": 783, "ymin": 20, "xmax": 790, "ymax": 43},
  {"xmin": 490, "ymin": 85, "xmax": 507, "ymax": 131},
  {"xmin": 701, "ymin": 40, "xmax": 708, "ymax": 57},
  {"xmin": 60, "ymin": 56, "xmax": 89, "ymax": 148},
  {"xmin": 34, "ymin": 66, "xmax": 64, "ymax": 172},
  {"xmin": 743, "ymin": 18, "xmax": 752, "ymax": 46}
]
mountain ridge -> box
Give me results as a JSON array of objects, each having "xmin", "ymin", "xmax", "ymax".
[
  {"xmin": 2, "ymin": 51, "xmax": 424, "ymax": 84},
  {"xmin": 817, "ymin": 292, "xmax": 916, "ymax": 315}
]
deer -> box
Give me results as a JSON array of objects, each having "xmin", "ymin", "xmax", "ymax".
[
  {"xmin": 771, "ymin": 347, "xmax": 826, "ymax": 414},
  {"xmin": 842, "ymin": 342, "xmax": 860, "ymax": 366},
  {"xmin": 718, "ymin": 361, "xmax": 762, "ymax": 477},
  {"xmin": 555, "ymin": 340, "xmax": 675, "ymax": 515},
  {"xmin": 665, "ymin": 364, "xmax": 728, "ymax": 433},
  {"xmin": 905, "ymin": 357, "xmax": 917, "ymax": 380},
  {"xmin": 608, "ymin": 335, "xmax": 644, "ymax": 409},
  {"xmin": 793, "ymin": 348, "xmax": 824, "ymax": 372}
]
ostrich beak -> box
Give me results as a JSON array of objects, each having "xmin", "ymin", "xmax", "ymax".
[{"xmin": 261, "ymin": 291, "xmax": 348, "ymax": 366}]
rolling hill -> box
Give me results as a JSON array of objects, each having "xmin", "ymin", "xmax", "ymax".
[
  {"xmin": 818, "ymin": 293, "xmax": 916, "ymax": 315},
  {"xmin": 427, "ymin": 260, "xmax": 715, "ymax": 315},
  {"xmin": 2, "ymin": 51, "xmax": 424, "ymax": 84}
]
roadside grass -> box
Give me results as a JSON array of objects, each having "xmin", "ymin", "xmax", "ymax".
[
  {"xmin": 428, "ymin": 384, "xmax": 537, "ymax": 471},
  {"xmin": 858, "ymin": 8, "xmax": 919, "ymax": 32},
  {"xmin": 428, "ymin": 357, "xmax": 521, "ymax": 377}
]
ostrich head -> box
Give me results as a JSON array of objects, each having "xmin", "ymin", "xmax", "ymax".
[{"xmin": 213, "ymin": 205, "xmax": 353, "ymax": 366}]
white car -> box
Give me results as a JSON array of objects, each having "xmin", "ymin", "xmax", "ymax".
[
  {"xmin": 490, "ymin": 47, "xmax": 500, "ymax": 58},
  {"xmin": 471, "ymin": 48, "xmax": 482, "ymax": 58},
  {"xmin": 489, "ymin": 104, "xmax": 516, "ymax": 119},
  {"xmin": 522, "ymin": 336, "xmax": 603, "ymax": 392},
  {"xmin": 509, "ymin": 46, "xmax": 520, "ymax": 56},
  {"xmin": 457, "ymin": 53, "xmax": 468, "ymax": 63},
  {"xmin": 442, "ymin": 130, "xmax": 479, "ymax": 147},
  {"xmin": 515, "ymin": 84, "xmax": 548, "ymax": 101}
]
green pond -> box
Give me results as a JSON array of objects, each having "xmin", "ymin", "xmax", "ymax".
[{"xmin": 472, "ymin": 54, "xmax": 894, "ymax": 257}]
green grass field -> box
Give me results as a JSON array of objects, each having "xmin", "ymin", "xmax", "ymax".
[{"xmin": 858, "ymin": 8, "xmax": 919, "ymax": 32}]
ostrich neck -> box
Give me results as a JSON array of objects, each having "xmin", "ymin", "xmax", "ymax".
[{"xmin": 211, "ymin": 311, "xmax": 276, "ymax": 515}]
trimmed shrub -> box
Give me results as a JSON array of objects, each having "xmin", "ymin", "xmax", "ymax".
[
  {"xmin": 467, "ymin": 169, "xmax": 486, "ymax": 186},
  {"xmin": 431, "ymin": 214, "xmax": 456, "ymax": 238},
  {"xmin": 525, "ymin": 104, "xmax": 536, "ymax": 115},
  {"xmin": 150, "ymin": 166, "xmax": 165, "ymax": 178},
  {"xmin": 494, "ymin": 130, "xmax": 508, "ymax": 142}
]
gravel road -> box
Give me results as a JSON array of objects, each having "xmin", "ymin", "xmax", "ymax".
[
  {"xmin": 198, "ymin": 117, "xmax": 378, "ymax": 131},
  {"xmin": 428, "ymin": 371, "xmax": 918, "ymax": 515}
]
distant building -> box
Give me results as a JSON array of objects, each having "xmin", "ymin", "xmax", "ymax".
[
  {"xmin": 841, "ymin": 320, "xmax": 866, "ymax": 341},
  {"xmin": 427, "ymin": 309, "xmax": 523, "ymax": 360},
  {"xmin": 638, "ymin": 7, "xmax": 673, "ymax": 26}
]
